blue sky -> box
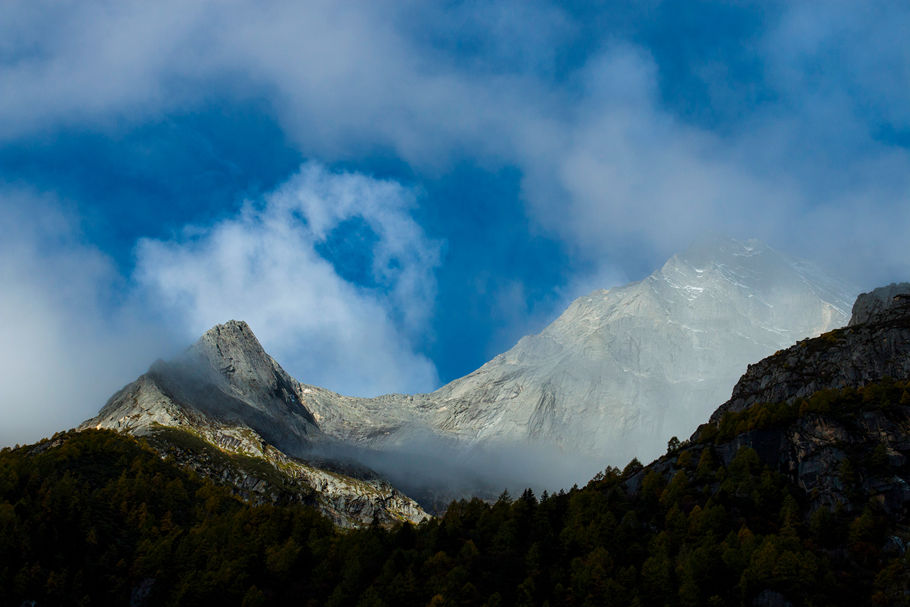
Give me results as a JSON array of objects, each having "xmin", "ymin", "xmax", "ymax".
[{"xmin": 2, "ymin": 1, "xmax": 909, "ymax": 443}]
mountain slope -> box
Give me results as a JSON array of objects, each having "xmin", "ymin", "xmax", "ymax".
[
  {"xmin": 8, "ymin": 283, "xmax": 910, "ymax": 606},
  {"xmin": 87, "ymin": 320, "xmax": 320, "ymax": 452},
  {"xmin": 82, "ymin": 321, "xmax": 427, "ymax": 527},
  {"xmin": 301, "ymin": 236, "xmax": 854, "ymax": 466},
  {"xmin": 81, "ymin": 236, "xmax": 857, "ymax": 508},
  {"xmin": 711, "ymin": 282, "xmax": 910, "ymax": 421}
]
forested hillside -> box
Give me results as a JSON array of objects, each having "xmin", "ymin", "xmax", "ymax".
[{"xmin": 3, "ymin": 379, "xmax": 909, "ymax": 606}]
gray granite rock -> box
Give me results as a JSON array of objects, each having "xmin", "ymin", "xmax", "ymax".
[
  {"xmin": 711, "ymin": 291, "xmax": 910, "ymax": 422},
  {"xmin": 849, "ymin": 282, "xmax": 910, "ymax": 326},
  {"xmin": 82, "ymin": 236, "xmax": 860, "ymax": 506},
  {"xmin": 81, "ymin": 321, "xmax": 428, "ymax": 528},
  {"xmin": 303, "ymin": 236, "xmax": 854, "ymax": 467}
]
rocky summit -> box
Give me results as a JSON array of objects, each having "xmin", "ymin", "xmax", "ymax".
[
  {"xmin": 22, "ymin": 279, "xmax": 910, "ymax": 605},
  {"xmin": 301, "ymin": 235, "xmax": 854, "ymax": 469},
  {"xmin": 82, "ymin": 236, "xmax": 858, "ymax": 513},
  {"xmin": 89, "ymin": 321, "xmax": 321, "ymax": 452},
  {"xmin": 82, "ymin": 321, "xmax": 428, "ymax": 528}
]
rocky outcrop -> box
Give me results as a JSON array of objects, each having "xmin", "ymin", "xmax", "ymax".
[
  {"xmin": 848, "ymin": 282, "xmax": 910, "ymax": 326},
  {"xmin": 88, "ymin": 320, "xmax": 322, "ymax": 454},
  {"xmin": 669, "ymin": 281, "xmax": 910, "ymax": 517},
  {"xmin": 142, "ymin": 424, "xmax": 427, "ymax": 528},
  {"xmin": 711, "ymin": 292, "xmax": 910, "ymax": 421}
]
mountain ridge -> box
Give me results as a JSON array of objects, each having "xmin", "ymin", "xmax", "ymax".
[
  {"xmin": 83, "ymin": 321, "xmax": 428, "ymax": 527},
  {"xmin": 300, "ymin": 235, "xmax": 854, "ymax": 465},
  {"xmin": 82, "ymin": 235, "xmax": 858, "ymax": 515},
  {"xmin": 710, "ymin": 282, "xmax": 910, "ymax": 423},
  {"xmin": 9, "ymin": 280, "xmax": 910, "ymax": 604}
]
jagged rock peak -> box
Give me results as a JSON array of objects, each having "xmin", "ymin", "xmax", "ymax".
[
  {"xmin": 202, "ymin": 319, "xmax": 256, "ymax": 341},
  {"xmin": 849, "ymin": 282, "xmax": 910, "ymax": 326},
  {"xmin": 186, "ymin": 320, "xmax": 321, "ymax": 430},
  {"xmin": 85, "ymin": 317, "xmax": 321, "ymax": 452},
  {"xmin": 189, "ymin": 320, "xmax": 283, "ymax": 388},
  {"xmin": 205, "ymin": 318, "xmax": 254, "ymax": 336},
  {"xmin": 195, "ymin": 320, "xmax": 267, "ymax": 363}
]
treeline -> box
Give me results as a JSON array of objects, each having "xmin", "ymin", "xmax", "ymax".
[{"xmin": 1, "ymin": 384, "xmax": 909, "ymax": 605}]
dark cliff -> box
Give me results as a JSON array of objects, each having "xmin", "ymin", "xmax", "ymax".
[
  {"xmin": 676, "ymin": 284, "xmax": 910, "ymax": 520},
  {"xmin": 711, "ymin": 285, "xmax": 910, "ymax": 422},
  {"xmin": 850, "ymin": 282, "xmax": 910, "ymax": 326}
]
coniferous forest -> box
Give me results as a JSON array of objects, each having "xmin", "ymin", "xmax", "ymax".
[
  {"xmin": 2, "ymin": 381, "xmax": 910, "ymax": 606},
  {"xmin": 3, "ymin": 2, "xmax": 910, "ymax": 604}
]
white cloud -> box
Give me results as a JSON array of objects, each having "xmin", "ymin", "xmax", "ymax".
[
  {"xmin": 0, "ymin": 190, "xmax": 176, "ymax": 446},
  {"xmin": 135, "ymin": 163, "xmax": 440, "ymax": 396},
  {"xmin": 3, "ymin": 1, "xmax": 909, "ymax": 451},
  {"xmin": 0, "ymin": 164, "xmax": 440, "ymax": 446},
  {"xmin": 1, "ymin": 0, "xmax": 909, "ymax": 343}
]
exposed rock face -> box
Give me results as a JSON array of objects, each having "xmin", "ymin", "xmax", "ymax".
[
  {"xmin": 82, "ymin": 321, "xmax": 428, "ymax": 528},
  {"xmin": 625, "ymin": 284, "xmax": 910, "ymax": 527},
  {"xmin": 141, "ymin": 424, "xmax": 427, "ymax": 528},
  {"xmin": 302, "ymin": 236, "xmax": 853, "ymax": 465},
  {"xmin": 848, "ymin": 282, "xmax": 910, "ymax": 326},
  {"xmin": 89, "ymin": 321, "xmax": 320, "ymax": 454},
  {"xmin": 708, "ymin": 404, "xmax": 910, "ymax": 514},
  {"xmin": 674, "ymin": 282, "xmax": 910, "ymax": 517},
  {"xmin": 190, "ymin": 320, "xmax": 320, "ymax": 430},
  {"xmin": 82, "ymin": 237, "xmax": 857, "ymax": 508},
  {"xmin": 711, "ymin": 292, "xmax": 910, "ymax": 421}
]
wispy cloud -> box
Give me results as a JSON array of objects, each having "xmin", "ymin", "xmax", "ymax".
[
  {"xmin": 1, "ymin": 1, "xmax": 909, "ymax": 437},
  {"xmin": 0, "ymin": 163, "xmax": 441, "ymax": 445},
  {"xmin": 0, "ymin": 189, "xmax": 177, "ymax": 445},
  {"xmin": 135, "ymin": 162, "xmax": 440, "ymax": 396},
  {"xmin": 3, "ymin": 1, "xmax": 906, "ymax": 290}
]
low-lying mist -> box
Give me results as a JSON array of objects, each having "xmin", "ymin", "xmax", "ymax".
[
  {"xmin": 307, "ymin": 430, "xmax": 625, "ymax": 512},
  {"xmin": 0, "ymin": 193, "xmax": 184, "ymax": 447}
]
